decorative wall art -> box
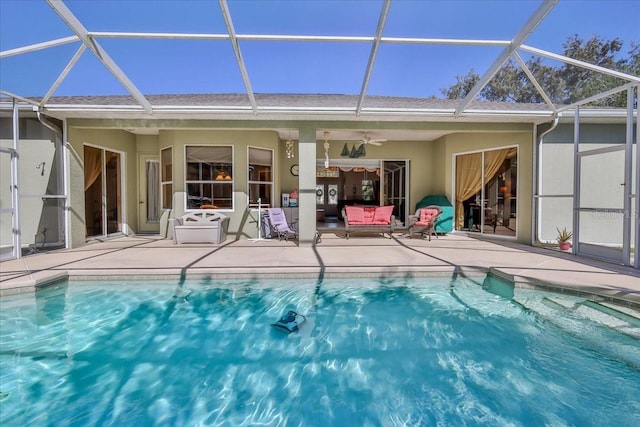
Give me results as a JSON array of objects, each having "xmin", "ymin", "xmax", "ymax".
[{"xmin": 340, "ymin": 143, "xmax": 366, "ymax": 158}]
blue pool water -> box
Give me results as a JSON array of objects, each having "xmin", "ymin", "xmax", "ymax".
[{"xmin": 1, "ymin": 276, "xmax": 639, "ymax": 426}]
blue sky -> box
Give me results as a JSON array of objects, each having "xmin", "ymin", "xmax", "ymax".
[{"xmin": 0, "ymin": 0, "xmax": 638, "ymax": 99}]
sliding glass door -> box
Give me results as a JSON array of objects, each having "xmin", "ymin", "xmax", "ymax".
[
  {"xmin": 455, "ymin": 147, "xmax": 518, "ymax": 237},
  {"xmin": 84, "ymin": 145, "xmax": 122, "ymax": 238}
]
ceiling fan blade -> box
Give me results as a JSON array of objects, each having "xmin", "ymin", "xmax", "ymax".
[{"xmin": 368, "ymin": 140, "xmax": 384, "ymax": 146}]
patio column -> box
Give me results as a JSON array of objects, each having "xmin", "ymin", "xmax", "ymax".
[{"xmin": 297, "ymin": 125, "xmax": 317, "ymax": 246}]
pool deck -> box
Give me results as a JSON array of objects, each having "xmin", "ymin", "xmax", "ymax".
[{"xmin": 1, "ymin": 233, "xmax": 640, "ymax": 309}]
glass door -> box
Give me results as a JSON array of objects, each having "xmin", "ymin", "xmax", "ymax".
[
  {"xmin": 0, "ymin": 148, "xmax": 17, "ymax": 259},
  {"xmin": 383, "ymin": 161, "xmax": 408, "ymax": 225},
  {"xmin": 84, "ymin": 145, "xmax": 123, "ymax": 238},
  {"xmin": 454, "ymin": 147, "xmax": 517, "ymax": 237}
]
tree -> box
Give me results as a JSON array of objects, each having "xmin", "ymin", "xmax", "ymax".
[
  {"xmin": 440, "ymin": 69, "xmax": 480, "ymax": 100},
  {"xmin": 440, "ymin": 35, "xmax": 639, "ymax": 107}
]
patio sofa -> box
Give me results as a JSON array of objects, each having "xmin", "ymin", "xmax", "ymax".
[
  {"xmin": 342, "ymin": 205, "xmax": 395, "ymax": 239},
  {"xmin": 169, "ymin": 211, "xmax": 229, "ymax": 244}
]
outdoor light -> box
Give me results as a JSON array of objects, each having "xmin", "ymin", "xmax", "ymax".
[
  {"xmin": 323, "ymin": 131, "xmax": 330, "ymax": 168},
  {"xmin": 285, "ymin": 131, "xmax": 295, "ymax": 159},
  {"xmin": 36, "ymin": 161, "xmax": 46, "ymax": 176}
]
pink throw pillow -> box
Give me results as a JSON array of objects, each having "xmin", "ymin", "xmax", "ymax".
[
  {"xmin": 363, "ymin": 207, "xmax": 375, "ymax": 223},
  {"xmin": 420, "ymin": 208, "xmax": 439, "ymax": 223},
  {"xmin": 345, "ymin": 206, "xmax": 365, "ymax": 224},
  {"xmin": 373, "ymin": 206, "xmax": 394, "ymax": 224}
]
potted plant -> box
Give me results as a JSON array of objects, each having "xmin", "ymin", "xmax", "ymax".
[{"xmin": 556, "ymin": 227, "xmax": 573, "ymax": 250}]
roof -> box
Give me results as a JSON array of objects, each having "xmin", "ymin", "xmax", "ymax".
[
  {"xmin": 0, "ymin": 0, "xmax": 637, "ymax": 141},
  {"xmin": 1, "ymin": 2, "xmax": 638, "ymax": 113}
]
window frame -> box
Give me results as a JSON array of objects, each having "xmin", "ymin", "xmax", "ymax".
[
  {"xmin": 160, "ymin": 146, "xmax": 173, "ymax": 210},
  {"xmin": 247, "ymin": 145, "xmax": 274, "ymax": 209},
  {"xmin": 184, "ymin": 144, "xmax": 234, "ymax": 211}
]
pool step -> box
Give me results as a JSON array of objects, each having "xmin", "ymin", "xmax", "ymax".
[{"xmin": 516, "ymin": 293, "xmax": 640, "ymax": 340}]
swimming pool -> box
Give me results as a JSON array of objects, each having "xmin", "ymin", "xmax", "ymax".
[{"xmin": 1, "ymin": 275, "xmax": 639, "ymax": 426}]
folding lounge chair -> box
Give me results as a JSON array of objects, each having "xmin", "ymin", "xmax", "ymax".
[
  {"xmin": 408, "ymin": 205, "xmax": 442, "ymax": 241},
  {"xmin": 266, "ymin": 208, "xmax": 297, "ymax": 241}
]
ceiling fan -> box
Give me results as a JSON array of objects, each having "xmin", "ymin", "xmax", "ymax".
[{"xmin": 357, "ymin": 132, "xmax": 386, "ymax": 147}]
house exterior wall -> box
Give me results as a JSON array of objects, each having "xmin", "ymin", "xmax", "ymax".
[
  {"xmin": 158, "ymin": 129, "xmax": 280, "ymax": 240},
  {"xmin": 64, "ymin": 120, "xmax": 536, "ymax": 244}
]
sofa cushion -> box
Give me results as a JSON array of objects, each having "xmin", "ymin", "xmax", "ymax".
[
  {"xmin": 345, "ymin": 206, "xmax": 365, "ymax": 224},
  {"xmin": 373, "ymin": 205, "xmax": 394, "ymax": 224},
  {"xmin": 417, "ymin": 208, "xmax": 439, "ymax": 226},
  {"xmin": 363, "ymin": 207, "xmax": 375, "ymax": 223}
]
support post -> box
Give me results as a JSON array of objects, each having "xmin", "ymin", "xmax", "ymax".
[{"xmin": 297, "ymin": 125, "xmax": 317, "ymax": 246}]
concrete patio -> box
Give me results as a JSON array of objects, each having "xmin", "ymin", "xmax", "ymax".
[{"xmin": 1, "ymin": 233, "xmax": 639, "ymax": 311}]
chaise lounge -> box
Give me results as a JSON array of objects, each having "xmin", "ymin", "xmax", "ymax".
[{"xmin": 342, "ymin": 205, "xmax": 395, "ymax": 239}]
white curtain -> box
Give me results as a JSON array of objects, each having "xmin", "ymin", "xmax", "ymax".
[{"xmin": 146, "ymin": 161, "xmax": 160, "ymax": 222}]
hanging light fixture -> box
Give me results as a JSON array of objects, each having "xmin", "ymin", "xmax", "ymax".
[
  {"xmin": 323, "ymin": 131, "xmax": 330, "ymax": 169},
  {"xmin": 285, "ymin": 130, "xmax": 295, "ymax": 159}
]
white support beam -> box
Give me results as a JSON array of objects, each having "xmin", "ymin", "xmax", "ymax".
[
  {"xmin": 635, "ymin": 85, "xmax": 640, "ymax": 269},
  {"xmin": 0, "ymin": 90, "xmax": 40, "ymax": 106},
  {"xmin": 519, "ymin": 44, "xmax": 640, "ymax": 83},
  {"xmin": 513, "ymin": 52, "xmax": 557, "ymax": 113},
  {"xmin": 219, "ymin": 0, "xmax": 257, "ymax": 115},
  {"xmin": 454, "ymin": 0, "xmax": 558, "ymax": 116},
  {"xmin": 41, "ymin": 44, "xmax": 87, "ymax": 106},
  {"xmin": 556, "ymin": 82, "xmax": 637, "ymax": 112},
  {"xmin": 0, "ymin": 35, "xmax": 79, "ymax": 58},
  {"xmin": 45, "ymin": 0, "xmax": 152, "ymax": 114},
  {"xmin": 0, "ymin": 36, "xmax": 80, "ymax": 59},
  {"xmin": 89, "ymin": 31, "xmax": 230, "ymax": 41},
  {"xmin": 381, "ymin": 37, "xmax": 509, "ymax": 47},
  {"xmin": 88, "ymin": 31, "xmax": 511, "ymax": 47},
  {"xmin": 357, "ymin": 0, "xmax": 391, "ymax": 116}
]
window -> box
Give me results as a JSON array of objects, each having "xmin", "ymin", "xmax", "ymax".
[
  {"xmin": 185, "ymin": 146, "xmax": 233, "ymax": 209},
  {"xmin": 161, "ymin": 147, "xmax": 172, "ymax": 209},
  {"xmin": 248, "ymin": 147, "xmax": 273, "ymax": 207}
]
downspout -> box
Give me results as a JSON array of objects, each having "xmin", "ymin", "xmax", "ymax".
[
  {"xmin": 532, "ymin": 114, "xmax": 559, "ymax": 246},
  {"xmin": 37, "ymin": 110, "xmax": 62, "ymax": 138}
]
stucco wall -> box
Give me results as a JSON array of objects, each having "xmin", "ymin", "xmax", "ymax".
[{"xmin": 65, "ymin": 122, "xmax": 535, "ymax": 245}]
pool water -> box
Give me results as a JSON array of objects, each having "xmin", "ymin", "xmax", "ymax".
[{"xmin": 1, "ymin": 276, "xmax": 639, "ymax": 426}]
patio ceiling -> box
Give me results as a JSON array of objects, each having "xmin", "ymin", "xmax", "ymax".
[{"xmin": 0, "ymin": 0, "xmax": 638, "ymax": 142}]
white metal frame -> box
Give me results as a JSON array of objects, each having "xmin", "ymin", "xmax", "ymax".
[{"xmin": 1, "ymin": 0, "xmax": 637, "ymax": 118}]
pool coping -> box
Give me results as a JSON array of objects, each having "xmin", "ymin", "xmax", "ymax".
[
  {"xmin": 2, "ymin": 235, "xmax": 640, "ymax": 313},
  {"xmin": 3, "ymin": 265, "xmax": 639, "ymax": 313}
]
